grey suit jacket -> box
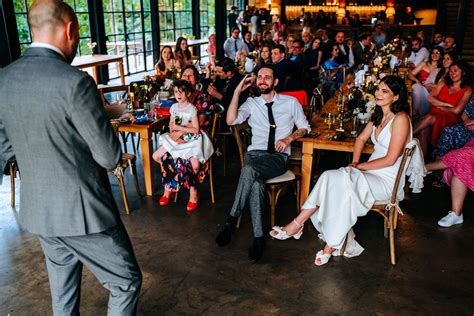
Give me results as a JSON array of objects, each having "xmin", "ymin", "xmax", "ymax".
[{"xmin": 0, "ymin": 47, "xmax": 122, "ymax": 237}]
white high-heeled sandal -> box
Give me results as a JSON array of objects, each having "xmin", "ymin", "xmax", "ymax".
[
  {"xmin": 314, "ymin": 250, "xmax": 332, "ymax": 266},
  {"xmin": 270, "ymin": 219, "xmax": 304, "ymax": 240}
]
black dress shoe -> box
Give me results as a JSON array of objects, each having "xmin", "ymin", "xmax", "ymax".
[
  {"xmin": 248, "ymin": 237, "xmax": 265, "ymax": 263},
  {"xmin": 216, "ymin": 216, "xmax": 238, "ymax": 247}
]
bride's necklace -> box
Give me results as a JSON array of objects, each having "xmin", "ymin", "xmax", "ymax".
[{"xmin": 378, "ymin": 113, "xmax": 395, "ymax": 131}]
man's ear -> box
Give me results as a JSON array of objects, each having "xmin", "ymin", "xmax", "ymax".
[
  {"xmin": 274, "ymin": 78, "xmax": 279, "ymax": 87},
  {"xmin": 65, "ymin": 21, "xmax": 76, "ymax": 40}
]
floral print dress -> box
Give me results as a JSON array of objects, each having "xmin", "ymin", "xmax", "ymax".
[
  {"xmin": 160, "ymin": 91, "xmax": 215, "ymax": 192},
  {"xmin": 432, "ymin": 96, "xmax": 474, "ymax": 158}
]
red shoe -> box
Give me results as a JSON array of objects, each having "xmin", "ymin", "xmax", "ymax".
[
  {"xmin": 159, "ymin": 193, "xmax": 174, "ymax": 206},
  {"xmin": 186, "ymin": 195, "xmax": 199, "ymax": 212}
]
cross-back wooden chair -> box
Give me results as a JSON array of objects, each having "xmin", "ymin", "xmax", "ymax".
[
  {"xmin": 108, "ymin": 121, "xmax": 142, "ymax": 215},
  {"xmin": 231, "ymin": 122, "xmax": 301, "ymax": 229},
  {"xmin": 343, "ymin": 145, "xmax": 416, "ymax": 265}
]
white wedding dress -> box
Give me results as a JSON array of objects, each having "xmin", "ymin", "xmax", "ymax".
[{"xmin": 302, "ymin": 116, "xmax": 411, "ymax": 252}]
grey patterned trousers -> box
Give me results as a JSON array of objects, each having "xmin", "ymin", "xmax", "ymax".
[{"xmin": 230, "ymin": 150, "xmax": 288, "ymax": 237}]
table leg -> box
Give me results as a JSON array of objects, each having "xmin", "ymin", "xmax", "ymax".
[
  {"xmin": 140, "ymin": 131, "xmax": 154, "ymax": 196},
  {"xmin": 300, "ymin": 141, "xmax": 314, "ymax": 207},
  {"xmin": 119, "ymin": 61, "xmax": 125, "ymax": 85}
]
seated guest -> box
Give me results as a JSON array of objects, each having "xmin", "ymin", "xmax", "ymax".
[
  {"xmin": 434, "ymin": 50, "xmax": 458, "ymax": 84},
  {"xmin": 352, "ymin": 32, "xmax": 376, "ymax": 70},
  {"xmin": 320, "ymin": 29, "xmax": 334, "ymax": 63},
  {"xmin": 286, "ymin": 39, "xmax": 308, "ymax": 91},
  {"xmin": 271, "ymin": 44, "xmax": 290, "ymax": 92},
  {"xmin": 206, "ymin": 57, "xmax": 247, "ymax": 112},
  {"xmin": 307, "ymin": 37, "xmax": 323, "ymax": 80},
  {"xmin": 432, "ymin": 95, "xmax": 474, "ymax": 158},
  {"xmin": 372, "ymin": 24, "xmax": 386, "ymax": 49},
  {"xmin": 155, "ymin": 45, "xmax": 178, "ymax": 76},
  {"xmin": 243, "ymin": 31, "xmax": 256, "ymax": 52},
  {"xmin": 432, "ymin": 31, "xmax": 445, "ymax": 48},
  {"xmin": 302, "ymin": 31, "xmax": 313, "ymax": 51},
  {"xmin": 152, "ymin": 80, "xmax": 214, "ymax": 212},
  {"xmin": 334, "ymin": 31, "xmax": 354, "ymax": 69},
  {"xmin": 224, "ymin": 27, "xmax": 249, "ymax": 60},
  {"xmin": 257, "ymin": 44, "xmax": 272, "ymax": 66},
  {"xmin": 409, "ymin": 46, "xmax": 444, "ymax": 116},
  {"xmin": 215, "ymin": 64, "xmax": 310, "ymax": 263},
  {"xmin": 414, "ymin": 60, "xmax": 472, "ymax": 156},
  {"xmin": 426, "ymin": 139, "xmax": 474, "ymax": 227},
  {"xmin": 262, "ymin": 30, "xmax": 275, "ymax": 47},
  {"xmin": 407, "ymin": 37, "xmax": 430, "ymax": 67},
  {"xmin": 206, "ymin": 34, "xmax": 217, "ymax": 60},
  {"xmin": 320, "ymin": 43, "xmax": 346, "ymax": 99},
  {"xmin": 181, "ymin": 65, "xmax": 215, "ymax": 132},
  {"xmin": 270, "ymin": 76, "xmax": 415, "ymax": 266},
  {"xmin": 284, "ymin": 34, "xmax": 296, "ymax": 56},
  {"xmin": 444, "ymin": 35, "xmax": 457, "ymax": 54},
  {"xmin": 174, "ymin": 37, "xmax": 193, "ymax": 68},
  {"xmin": 253, "ymin": 32, "xmax": 264, "ymax": 51}
]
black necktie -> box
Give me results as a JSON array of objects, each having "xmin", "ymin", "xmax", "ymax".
[
  {"xmin": 234, "ymin": 39, "xmax": 238, "ymax": 54},
  {"xmin": 266, "ymin": 102, "xmax": 276, "ymax": 153}
]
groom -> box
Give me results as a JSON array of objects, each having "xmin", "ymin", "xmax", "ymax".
[{"xmin": 215, "ymin": 64, "xmax": 310, "ymax": 262}]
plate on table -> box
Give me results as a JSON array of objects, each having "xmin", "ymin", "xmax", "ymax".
[{"xmin": 118, "ymin": 118, "xmax": 131, "ymax": 124}]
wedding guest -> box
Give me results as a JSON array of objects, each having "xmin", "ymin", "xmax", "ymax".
[
  {"xmin": 257, "ymin": 44, "xmax": 272, "ymax": 66},
  {"xmin": 228, "ymin": 6, "xmax": 238, "ymax": 35},
  {"xmin": 286, "ymin": 39, "xmax": 308, "ymax": 91},
  {"xmin": 253, "ymin": 32, "xmax": 264, "ymax": 50},
  {"xmin": 352, "ymin": 32, "xmax": 375, "ymax": 70},
  {"xmin": 223, "ymin": 27, "xmax": 249, "ymax": 60},
  {"xmin": 243, "ymin": 31, "xmax": 256, "ymax": 52},
  {"xmin": 262, "ymin": 30, "xmax": 275, "ymax": 47},
  {"xmin": 414, "ymin": 60, "xmax": 472, "ymax": 156},
  {"xmin": 444, "ymin": 35, "xmax": 457, "ymax": 54},
  {"xmin": 372, "ymin": 24, "xmax": 386, "ymax": 49},
  {"xmin": 174, "ymin": 37, "xmax": 193, "ymax": 68},
  {"xmin": 321, "ymin": 43, "xmax": 345, "ymax": 99},
  {"xmin": 270, "ymin": 76, "xmax": 413, "ymax": 266},
  {"xmin": 434, "ymin": 50, "xmax": 458, "ymax": 83},
  {"xmin": 409, "ymin": 46, "xmax": 444, "ymax": 116},
  {"xmin": 215, "ymin": 64, "xmax": 310, "ymax": 263},
  {"xmin": 155, "ymin": 45, "xmax": 178, "ymax": 76},
  {"xmin": 432, "ymin": 95, "xmax": 474, "ymax": 158},
  {"xmin": 432, "ymin": 31, "xmax": 445, "ymax": 48},
  {"xmin": 407, "ymin": 37, "xmax": 430, "ymax": 67},
  {"xmin": 426, "ymin": 139, "xmax": 474, "ymax": 227},
  {"xmin": 207, "ymin": 34, "xmax": 216, "ymax": 59},
  {"xmin": 237, "ymin": 11, "xmax": 250, "ymax": 35},
  {"xmin": 0, "ymin": 0, "xmax": 141, "ymax": 313},
  {"xmin": 307, "ymin": 37, "xmax": 323, "ymax": 80},
  {"xmin": 334, "ymin": 31, "xmax": 354, "ymax": 68},
  {"xmin": 271, "ymin": 44, "xmax": 290, "ymax": 92},
  {"xmin": 302, "ymin": 31, "xmax": 313, "ymax": 51}
]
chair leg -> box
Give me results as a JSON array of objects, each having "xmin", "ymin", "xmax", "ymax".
[
  {"xmin": 236, "ymin": 215, "xmax": 242, "ymax": 229},
  {"xmin": 268, "ymin": 186, "xmax": 277, "ymax": 229},
  {"xmin": 130, "ymin": 133, "xmax": 137, "ymax": 155},
  {"xmin": 10, "ymin": 163, "xmax": 16, "ymax": 208},
  {"xmin": 120, "ymin": 132, "xmax": 128, "ymax": 153},
  {"xmin": 223, "ymin": 137, "xmax": 227, "ymax": 177},
  {"xmin": 393, "ymin": 208, "xmax": 399, "ymax": 230},
  {"xmin": 131, "ymin": 162, "xmax": 142, "ymax": 198},
  {"xmin": 388, "ymin": 207, "xmax": 396, "ymax": 265},
  {"xmin": 209, "ymin": 160, "xmax": 215, "ymax": 204},
  {"xmin": 340, "ymin": 233, "xmax": 349, "ymax": 255},
  {"xmin": 117, "ymin": 175, "xmax": 131, "ymax": 215},
  {"xmin": 174, "ymin": 190, "xmax": 178, "ymax": 202},
  {"xmin": 295, "ymin": 180, "xmax": 301, "ymax": 213}
]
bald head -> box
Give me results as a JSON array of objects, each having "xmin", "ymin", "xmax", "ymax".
[
  {"xmin": 29, "ymin": 0, "xmax": 78, "ymax": 38},
  {"xmin": 28, "ymin": 0, "xmax": 80, "ymax": 63}
]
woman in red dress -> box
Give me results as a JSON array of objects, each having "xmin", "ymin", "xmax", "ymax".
[{"xmin": 414, "ymin": 60, "xmax": 472, "ymax": 156}]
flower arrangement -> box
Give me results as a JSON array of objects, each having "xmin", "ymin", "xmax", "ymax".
[
  {"xmin": 130, "ymin": 75, "xmax": 167, "ymax": 107},
  {"xmin": 348, "ymin": 88, "xmax": 377, "ymax": 122},
  {"xmin": 181, "ymin": 33, "xmax": 196, "ymax": 40},
  {"xmin": 87, "ymin": 41, "xmax": 97, "ymax": 55}
]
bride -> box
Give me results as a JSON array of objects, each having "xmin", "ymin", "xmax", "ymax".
[{"xmin": 270, "ymin": 75, "xmax": 412, "ymax": 266}]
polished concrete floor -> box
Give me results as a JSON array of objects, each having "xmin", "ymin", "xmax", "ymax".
[{"xmin": 1, "ymin": 149, "xmax": 473, "ymax": 315}]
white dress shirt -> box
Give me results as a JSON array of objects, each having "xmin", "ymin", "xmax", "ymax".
[
  {"xmin": 407, "ymin": 47, "xmax": 429, "ymax": 67},
  {"xmin": 232, "ymin": 93, "xmax": 311, "ymax": 155},
  {"xmin": 30, "ymin": 42, "xmax": 66, "ymax": 59},
  {"xmin": 223, "ymin": 37, "xmax": 249, "ymax": 60}
]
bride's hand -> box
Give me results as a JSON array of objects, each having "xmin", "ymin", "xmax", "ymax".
[{"xmin": 348, "ymin": 162, "xmax": 359, "ymax": 168}]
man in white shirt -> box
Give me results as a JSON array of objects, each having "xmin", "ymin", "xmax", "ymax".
[
  {"xmin": 223, "ymin": 27, "xmax": 249, "ymax": 60},
  {"xmin": 407, "ymin": 37, "xmax": 429, "ymax": 67},
  {"xmin": 215, "ymin": 64, "xmax": 311, "ymax": 263}
]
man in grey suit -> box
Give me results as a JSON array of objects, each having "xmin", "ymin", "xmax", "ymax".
[{"xmin": 0, "ymin": 1, "xmax": 142, "ymax": 314}]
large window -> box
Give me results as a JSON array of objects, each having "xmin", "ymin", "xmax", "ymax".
[
  {"xmin": 14, "ymin": 0, "xmax": 92, "ymax": 55},
  {"xmin": 159, "ymin": 0, "xmax": 193, "ymax": 42},
  {"xmin": 103, "ymin": 0, "xmax": 153, "ymax": 77},
  {"xmin": 199, "ymin": 0, "xmax": 215, "ymax": 39}
]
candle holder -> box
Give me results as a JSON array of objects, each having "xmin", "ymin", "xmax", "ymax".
[{"xmin": 324, "ymin": 113, "xmax": 335, "ymax": 130}]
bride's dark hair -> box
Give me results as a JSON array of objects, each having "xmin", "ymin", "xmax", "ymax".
[{"xmin": 371, "ymin": 75, "xmax": 409, "ymax": 126}]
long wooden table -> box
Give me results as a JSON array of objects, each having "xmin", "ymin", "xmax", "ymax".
[
  {"xmin": 72, "ymin": 54, "xmax": 125, "ymax": 85},
  {"xmin": 299, "ymin": 96, "xmax": 374, "ymax": 205},
  {"xmin": 118, "ymin": 117, "xmax": 169, "ymax": 196}
]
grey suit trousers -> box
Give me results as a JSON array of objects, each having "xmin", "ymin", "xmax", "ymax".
[
  {"xmin": 230, "ymin": 150, "xmax": 288, "ymax": 237},
  {"xmin": 39, "ymin": 224, "xmax": 142, "ymax": 316}
]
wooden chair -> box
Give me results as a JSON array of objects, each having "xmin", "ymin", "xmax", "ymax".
[
  {"xmin": 108, "ymin": 121, "xmax": 142, "ymax": 215},
  {"xmin": 173, "ymin": 110, "xmax": 221, "ymax": 204},
  {"xmin": 231, "ymin": 122, "xmax": 301, "ymax": 229},
  {"xmin": 5, "ymin": 160, "xmax": 18, "ymax": 208},
  {"xmin": 98, "ymin": 85, "xmax": 139, "ymax": 154},
  {"xmin": 343, "ymin": 145, "xmax": 416, "ymax": 265}
]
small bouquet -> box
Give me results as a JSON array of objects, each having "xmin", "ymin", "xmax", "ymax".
[{"xmin": 87, "ymin": 41, "xmax": 97, "ymax": 54}]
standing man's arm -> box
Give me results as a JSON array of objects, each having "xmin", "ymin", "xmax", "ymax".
[
  {"xmin": 0, "ymin": 118, "xmax": 15, "ymax": 162},
  {"xmin": 69, "ymin": 76, "xmax": 121, "ymax": 169},
  {"xmin": 274, "ymin": 100, "xmax": 311, "ymax": 152}
]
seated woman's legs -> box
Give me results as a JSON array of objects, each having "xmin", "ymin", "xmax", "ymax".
[
  {"xmin": 152, "ymin": 146, "xmax": 168, "ymax": 163},
  {"xmin": 188, "ymin": 157, "xmax": 200, "ymax": 203},
  {"xmin": 414, "ymin": 114, "xmax": 436, "ymax": 156},
  {"xmin": 451, "ymin": 175, "xmax": 468, "ymax": 216}
]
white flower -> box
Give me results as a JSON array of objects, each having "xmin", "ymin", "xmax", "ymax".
[{"xmin": 365, "ymin": 100, "xmax": 376, "ymax": 114}]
